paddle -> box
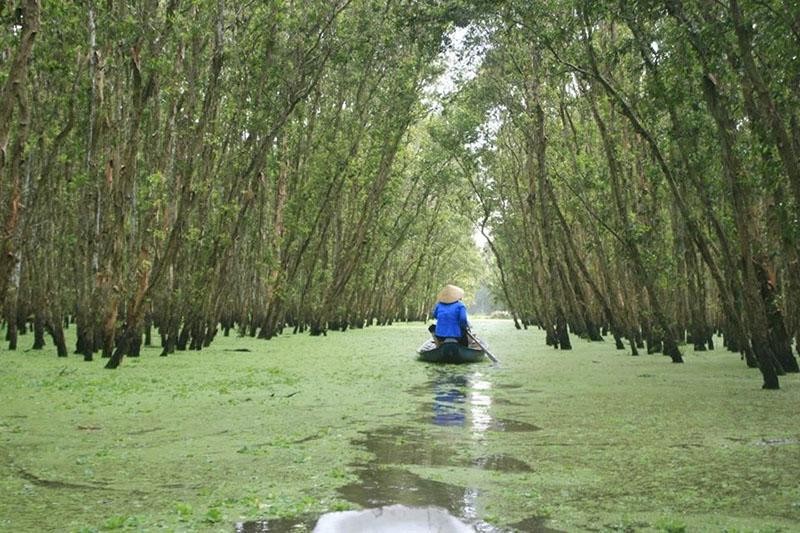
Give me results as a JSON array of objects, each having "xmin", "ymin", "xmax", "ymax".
[{"xmin": 466, "ymin": 328, "xmax": 499, "ymax": 364}]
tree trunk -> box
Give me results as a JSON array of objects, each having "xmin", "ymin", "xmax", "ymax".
[
  {"xmin": 32, "ymin": 315, "xmax": 45, "ymax": 350},
  {"xmin": 144, "ymin": 319, "xmax": 152, "ymax": 346},
  {"xmin": 699, "ymin": 73, "xmax": 781, "ymax": 387},
  {"xmin": 548, "ymin": 183, "xmax": 623, "ymax": 346},
  {"xmin": 5, "ymin": 272, "xmax": 20, "ymax": 350},
  {"xmin": 47, "ymin": 318, "xmax": 68, "ymax": 358},
  {"xmin": 6, "ymin": 319, "xmax": 18, "ymax": 351},
  {"xmin": 0, "ymin": 0, "xmax": 40, "ymax": 301},
  {"xmin": 756, "ymin": 260, "xmax": 799, "ymax": 373}
]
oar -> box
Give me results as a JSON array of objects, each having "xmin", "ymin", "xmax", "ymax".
[{"xmin": 466, "ymin": 328, "xmax": 499, "ymax": 364}]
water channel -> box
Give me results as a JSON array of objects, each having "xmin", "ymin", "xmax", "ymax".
[{"xmin": 235, "ymin": 366, "xmax": 559, "ymax": 532}]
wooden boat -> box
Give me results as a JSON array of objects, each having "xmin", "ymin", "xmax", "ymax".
[{"xmin": 417, "ymin": 340, "xmax": 486, "ymax": 364}]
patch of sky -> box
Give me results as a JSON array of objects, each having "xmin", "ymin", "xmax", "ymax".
[{"xmin": 423, "ymin": 25, "xmax": 490, "ymax": 112}]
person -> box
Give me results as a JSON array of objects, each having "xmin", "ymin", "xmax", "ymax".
[{"xmin": 431, "ymin": 284, "xmax": 469, "ymax": 346}]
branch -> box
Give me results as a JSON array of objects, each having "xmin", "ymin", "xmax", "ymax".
[{"xmin": 550, "ymin": 169, "xmax": 627, "ymax": 246}]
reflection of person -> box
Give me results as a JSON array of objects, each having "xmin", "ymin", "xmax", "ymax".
[
  {"xmin": 432, "ymin": 372, "xmax": 468, "ymax": 426},
  {"xmin": 433, "ymin": 387, "xmax": 466, "ymax": 426},
  {"xmin": 432, "ymin": 284, "xmax": 469, "ymax": 346}
]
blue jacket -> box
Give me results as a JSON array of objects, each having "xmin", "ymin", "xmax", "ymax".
[{"xmin": 433, "ymin": 301, "xmax": 468, "ymax": 338}]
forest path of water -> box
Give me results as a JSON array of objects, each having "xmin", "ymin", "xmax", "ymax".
[{"xmin": 1, "ymin": 320, "xmax": 799, "ymax": 532}]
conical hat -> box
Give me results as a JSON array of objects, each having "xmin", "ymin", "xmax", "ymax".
[{"xmin": 437, "ymin": 284, "xmax": 464, "ymax": 304}]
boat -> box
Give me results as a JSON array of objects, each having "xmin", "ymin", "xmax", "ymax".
[{"xmin": 417, "ymin": 339, "xmax": 486, "ymax": 364}]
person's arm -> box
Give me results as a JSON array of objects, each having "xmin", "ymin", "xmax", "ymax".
[{"xmin": 458, "ymin": 303, "xmax": 468, "ymax": 330}]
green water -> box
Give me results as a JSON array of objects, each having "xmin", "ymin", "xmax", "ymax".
[{"xmin": 1, "ymin": 320, "xmax": 798, "ymax": 532}]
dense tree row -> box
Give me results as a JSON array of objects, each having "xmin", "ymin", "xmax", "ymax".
[
  {"xmin": 445, "ymin": 0, "xmax": 799, "ymax": 388},
  {"xmin": 0, "ymin": 1, "xmax": 482, "ymax": 367},
  {"xmin": 3, "ymin": 1, "xmax": 798, "ymax": 389}
]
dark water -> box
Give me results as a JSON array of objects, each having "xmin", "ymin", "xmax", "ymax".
[
  {"xmin": 506, "ymin": 516, "xmax": 566, "ymax": 532},
  {"xmin": 236, "ymin": 367, "xmax": 561, "ymax": 532},
  {"xmin": 234, "ymin": 516, "xmax": 315, "ymax": 532},
  {"xmin": 337, "ymin": 466, "xmax": 473, "ymax": 510}
]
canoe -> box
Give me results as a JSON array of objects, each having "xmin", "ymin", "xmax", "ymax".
[{"xmin": 417, "ymin": 341, "xmax": 486, "ymax": 364}]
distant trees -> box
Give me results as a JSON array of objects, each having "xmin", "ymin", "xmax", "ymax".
[{"xmin": 447, "ymin": 1, "xmax": 799, "ymax": 388}]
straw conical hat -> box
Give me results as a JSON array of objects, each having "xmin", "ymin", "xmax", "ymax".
[{"xmin": 437, "ymin": 284, "xmax": 464, "ymax": 304}]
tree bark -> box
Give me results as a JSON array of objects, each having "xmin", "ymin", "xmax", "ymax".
[
  {"xmin": 0, "ymin": 1, "xmax": 39, "ymax": 305},
  {"xmin": 699, "ymin": 72, "xmax": 782, "ymax": 387}
]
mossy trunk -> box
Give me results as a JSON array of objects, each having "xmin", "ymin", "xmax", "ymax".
[
  {"xmin": 159, "ymin": 330, "xmax": 176, "ymax": 357},
  {"xmin": 628, "ymin": 336, "xmax": 639, "ymax": 356}
]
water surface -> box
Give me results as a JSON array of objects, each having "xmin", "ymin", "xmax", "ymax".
[{"xmin": 237, "ymin": 365, "xmax": 557, "ymax": 532}]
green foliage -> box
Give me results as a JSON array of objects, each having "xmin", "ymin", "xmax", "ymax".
[
  {"xmin": 173, "ymin": 501, "xmax": 192, "ymax": 521},
  {"xmin": 101, "ymin": 515, "xmax": 140, "ymax": 530},
  {"xmin": 2, "ymin": 0, "xmax": 797, "ymax": 394},
  {"xmin": 202, "ymin": 507, "xmax": 223, "ymax": 524},
  {"xmin": 0, "ymin": 0, "xmax": 496, "ymax": 353},
  {"xmin": 655, "ymin": 516, "xmax": 688, "ymax": 533},
  {"xmin": 421, "ymin": 0, "xmax": 800, "ymax": 365}
]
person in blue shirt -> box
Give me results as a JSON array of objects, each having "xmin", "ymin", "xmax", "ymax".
[{"xmin": 431, "ymin": 284, "xmax": 470, "ymax": 346}]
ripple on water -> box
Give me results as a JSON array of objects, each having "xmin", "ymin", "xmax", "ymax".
[
  {"xmin": 472, "ymin": 454, "xmax": 533, "ymax": 472},
  {"xmin": 313, "ymin": 505, "xmax": 474, "ymax": 533},
  {"xmin": 414, "ymin": 410, "xmax": 541, "ymax": 433},
  {"xmin": 234, "ymin": 509, "xmax": 565, "ymax": 533}
]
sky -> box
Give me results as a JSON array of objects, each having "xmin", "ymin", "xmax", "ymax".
[{"xmin": 423, "ymin": 25, "xmax": 487, "ymax": 110}]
